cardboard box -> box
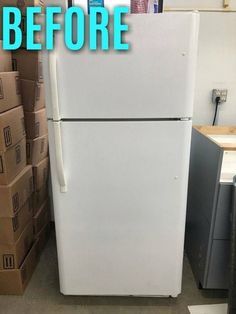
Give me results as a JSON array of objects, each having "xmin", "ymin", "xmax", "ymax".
[
  {"xmin": 25, "ymin": 109, "xmax": 48, "ymax": 140},
  {"xmin": 0, "ymin": 72, "xmax": 22, "ymax": 114},
  {"xmin": 0, "ymin": 106, "xmax": 25, "ymax": 151},
  {"xmin": 0, "ymin": 240, "xmax": 39, "ymax": 295},
  {"xmin": 26, "ymin": 134, "xmax": 48, "ymax": 166},
  {"xmin": 0, "ymin": 0, "xmax": 45, "ymax": 15},
  {"xmin": 21, "ymin": 32, "xmax": 43, "ymax": 49},
  {"xmin": 0, "ymin": 3, "xmax": 44, "ymax": 41},
  {"xmin": 0, "ymin": 138, "xmax": 26, "ymax": 185},
  {"xmin": 20, "ymin": 14, "xmax": 44, "ymax": 48},
  {"xmin": 0, "ymin": 221, "xmax": 34, "ymax": 270},
  {"xmin": 33, "ymin": 200, "xmax": 50, "ymax": 236},
  {"xmin": 0, "ymin": 166, "xmax": 33, "ymax": 217},
  {"xmin": 0, "ymin": 201, "xmax": 33, "ymax": 244},
  {"xmin": 12, "ymin": 51, "xmax": 43, "ymax": 82},
  {"xmin": 36, "ymin": 222, "xmax": 50, "ymax": 255},
  {"xmin": 0, "ymin": 6, "xmax": 2, "ymax": 40},
  {"xmin": 12, "ymin": 15, "xmax": 44, "ymax": 49},
  {"xmin": 20, "ymin": 80, "xmax": 45, "ymax": 112},
  {"xmin": 0, "ymin": 41, "xmax": 12, "ymax": 72},
  {"xmin": 0, "ymin": 3, "xmax": 44, "ymax": 39},
  {"xmin": 33, "ymin": 157, "xmax": 49, "ymax": 192},
  {"xmin": 32, "ymin": 184, "xmax": 48, "ymax": 216}
]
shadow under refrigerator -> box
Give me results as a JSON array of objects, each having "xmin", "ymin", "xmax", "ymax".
[{"xmin": 43, "ymin": 13, "xmax": 199, "ymax": 297}]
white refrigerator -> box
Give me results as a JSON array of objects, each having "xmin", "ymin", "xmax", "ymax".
[{"xmin": 43, "ymin": 13, "xmax": 199, "ymax": 297}]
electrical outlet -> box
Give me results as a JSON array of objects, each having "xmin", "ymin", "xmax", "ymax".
[{"xmin": 212, "ymin": 89, "xmax": 228, "ymax": 104}]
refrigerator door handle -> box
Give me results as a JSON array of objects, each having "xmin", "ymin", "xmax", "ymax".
[
  {"xmin": 53, "ymin": 122, "xmax": 67, "ymax": 193},
  {"xmin": 49, "ymin": 51, "xmax": 60, "ymax": 121}
]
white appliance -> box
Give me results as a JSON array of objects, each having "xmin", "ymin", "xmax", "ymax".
[{"xmin": 43, "ymin": 13, "xmax": 199, "ymax": 297}]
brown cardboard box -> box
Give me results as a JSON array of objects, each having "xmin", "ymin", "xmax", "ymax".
[
  {"xmin": 25, "ymin": 109, "xmax": 48, "ymax": 140},
  {"xmin": 9, "ymin": 14, "xmax": 44, "ymax": 48},
  {"xmin": 0, "ymin": 201, "xmax": 33, "ymax": 244},
  {"xmin": 21, "ymin": 32, "xmax": 43, "ymax": 49},
  {"xmin": 33, "ymin": 200, "xmax": 50, "ymax": 236},
  {"xmin": 0, "ymin": 41, "xmax": 12, "ymax": 72},
  {"xmin": 32, "ymin": 184, "xmax": 48, "ymax": 216},
  {"xmin": 0, "ymin": 0, "xmax": 45, "ymax": 15},
  {"xmin": 0, "ymin": 3, "xmax": 44, "ymax": 38},
  {"xmin": 0, "ymin": 166, "xmax": 33, "ymax": 217},
  {"xmin": 12, "ymin": 51, "xmax": 43, "ymax": 82},
  {"xmin": 0, "ymin": 72, "xmax": 22, "ymax": 114},
  {"xmin": 36, "ymin": 222, "xmax": 50, "ymax": 255},
  {"xmin": 0, "ymin": 221, "xmax": 34, "ymax": 270},
  {"xmin": 0, "ymin": 240, "xmax": 39, "ymax": 295},
  {"xmin": 0, "ymin": 0, "xmax": 45, "ymax": 41},
  {"xmin": 33, "ymin": 157, "xmax": 49, "ymax": 192},
  {"xmin": 0, "ymin": 6, "xmax": 2, "ymax": 40},
  {"xmin": 26, "ymin": 134, "xmax": 48, "ymax": 166},
  {"xmin": 0, "ymin": 106, "xmax": 25, "ymax": 151},
  {"xmin": 0, "ymin": 138, "xmax": 26, "ymax": 185},
  {"xmin": 20, "ymin": 80, "xmax": 45, "ymax": 112}
]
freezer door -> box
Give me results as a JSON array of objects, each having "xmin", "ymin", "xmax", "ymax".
[
  {"xmin": 49, "ymin": 120, "xmax": 192, "ymax": 296},
  {"xmin": 43, "ymin": 13, "xmax": 199, "ymax": 120}
]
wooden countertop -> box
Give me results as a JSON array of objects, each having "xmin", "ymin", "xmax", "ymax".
[{"xmin": 194, "ymin": 126, "xmax": 236, "ymax": 151}]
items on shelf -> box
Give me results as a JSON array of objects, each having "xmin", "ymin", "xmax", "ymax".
[
  {"xmin": 131, "ymin": 0, "xmax": 149, "ymax": 13},
  {"xmin": 131, "ymin": 0, "xmax": 162, "ymax": 13}
]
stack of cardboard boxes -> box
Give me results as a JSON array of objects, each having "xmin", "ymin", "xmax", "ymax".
[
  {"xmin": 12, "ymin": 49, "xmax": 50, "ymax": 255},
  {"xmin": 12, "ymin": 49, "xmax": 51, "ymax": 256},
  {"xmin": 0, "ymin": 0, "xmax": 50, "ymax": 296},
  {"xmin": 0, "ymin": 0, "xmax": 45, "ymax": 43},
  {"xmin": 13, "ymin": 49, "xmax": 50, "ymax": 237},
  {"xmin": 0, "ymin": 42, "xmax": 38, "ymax": 295}
]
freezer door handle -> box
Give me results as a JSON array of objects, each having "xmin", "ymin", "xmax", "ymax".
[
  {"xmin": 53, "ymin": 122, "xmax": 67, "ymax": 193},
  {"xmin": 49, "ymin": 52, "xmax": 60, "ymax": 121}
]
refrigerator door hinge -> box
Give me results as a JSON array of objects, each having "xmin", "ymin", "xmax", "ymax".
[{"xmin": 180, "ymin": 117, "xmax": 191, "ymax": 121}]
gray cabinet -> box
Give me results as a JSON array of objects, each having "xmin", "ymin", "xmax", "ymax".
[
  {"xmin": 186, "ymin": 126, "xmax": 236, "ymax": 289},
  {"xmin": 214, "ymin": 184, "xmax": 232, "ymax": 240}
]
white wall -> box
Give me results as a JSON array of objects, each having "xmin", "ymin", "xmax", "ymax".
[
  {"xmin": 193, "ymin": 12, "xmax": 236, "ymax": 125},
  {"xmin": 165, "ymin": 0, "xmax": 236, "ymax": 10}
]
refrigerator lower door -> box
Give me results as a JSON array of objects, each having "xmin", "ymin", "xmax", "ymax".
[{"xmin": 48, "ymin": 120, "xmax": 192, "ymax": 296}]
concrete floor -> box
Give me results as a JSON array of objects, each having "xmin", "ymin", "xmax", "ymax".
[{"xmin": 0, "ymin": 231, "xmax": 228, "ymax": 314}]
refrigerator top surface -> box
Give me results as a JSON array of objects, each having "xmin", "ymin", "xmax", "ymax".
[{"xmin": 43, "ymin": 13, "xmax": 199, "ymax": 120}]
